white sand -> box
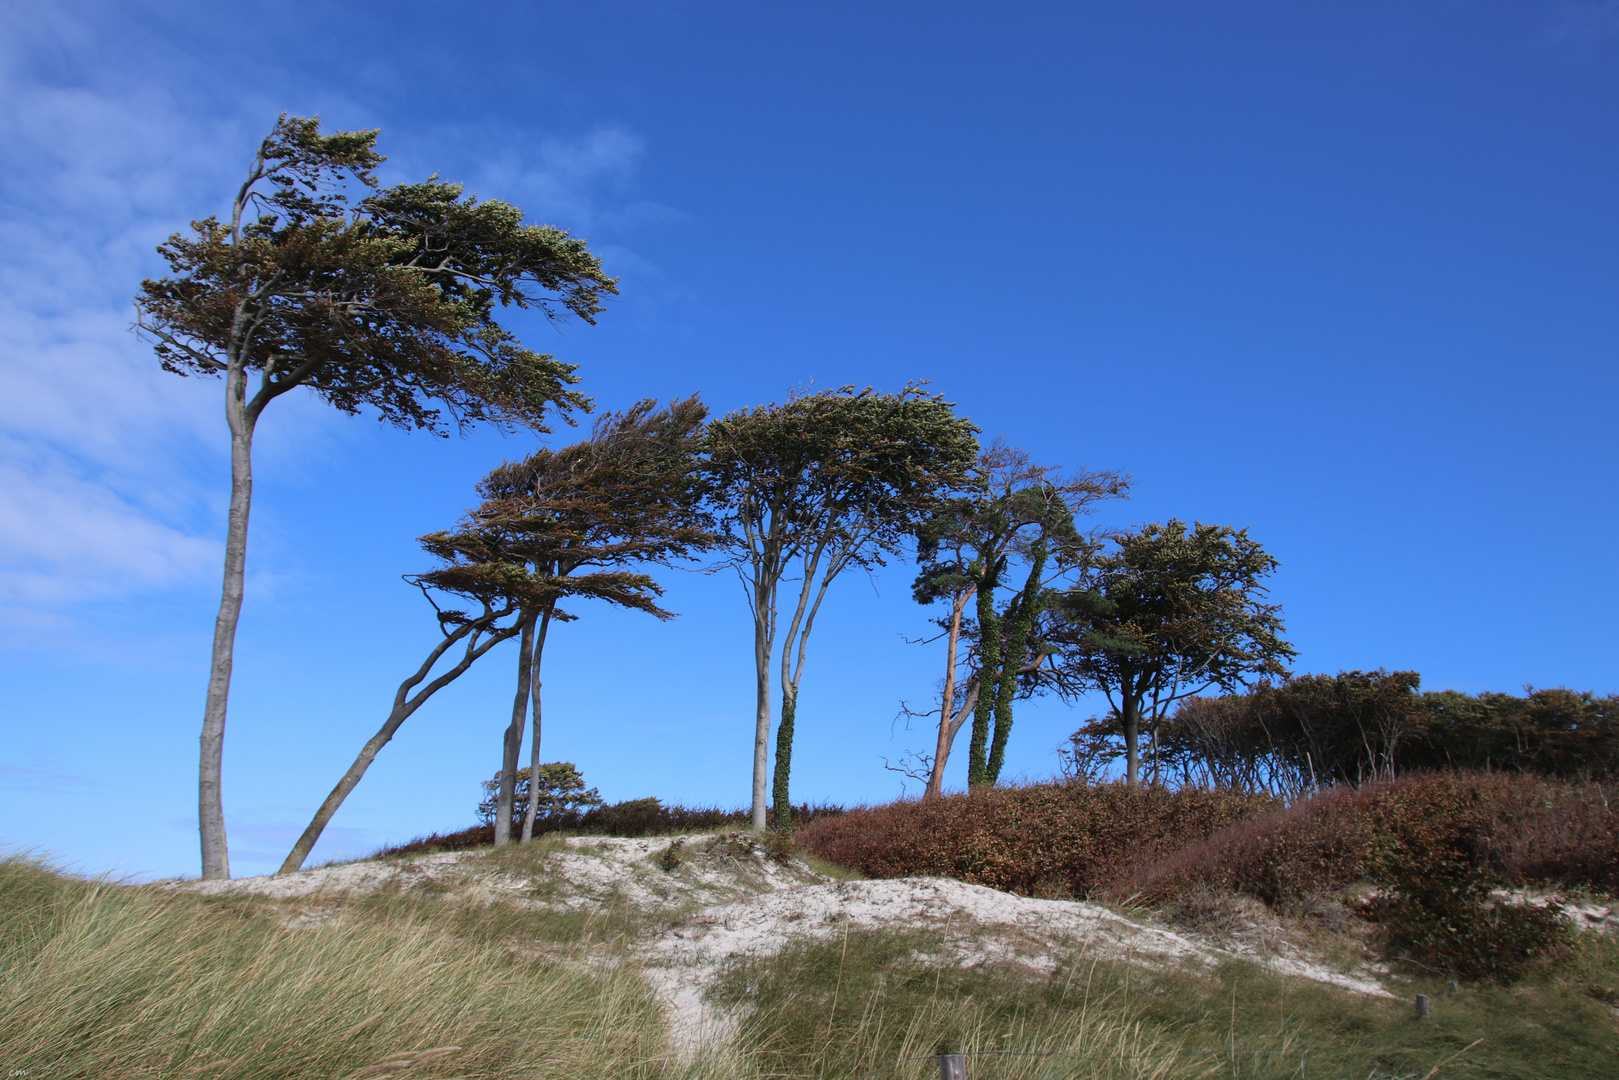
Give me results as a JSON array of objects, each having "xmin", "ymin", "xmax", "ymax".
[{"xmin": 169, "ymin": 831, "xmax": 1412, "ymax": 1056}]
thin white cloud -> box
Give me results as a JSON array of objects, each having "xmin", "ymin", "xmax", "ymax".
[
  {"xmin": 0, "ymin": 763, "xmax": 93, "ymax": 794},
  {"xmin": 0, "ymin": 3, "xmax": 666, "ymax": 641},
  {"xmin": 0, "ymin": 11, "xmax": 238, "ymax": 629},
  {"xmin": 1540, "ymin": 2, "xmax": 1619, "ymax": 48}
]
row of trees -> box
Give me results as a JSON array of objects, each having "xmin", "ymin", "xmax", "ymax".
[
  {"xmin": 1064, "ymin": 671, "xmax": 1619, "ymax": 795},
  {"xmin": 901, "ymin": 480, "xmax": 1295, "ymax": 793},
  {"xmin": 139, "ymin": 115, "xmax": 1300, "ymax": 878}
]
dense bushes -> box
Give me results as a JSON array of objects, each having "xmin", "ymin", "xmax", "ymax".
[
  {"xmin": 376, "ymin": 799, "xmax": 845, "ymax": 856},
  {"xmin": 1110, "ymin": 772, "xmax": 1618, "ymax": 906},
  {"xmin": 800, "ymin": 772, "xmax": 1606, "ymax": 982},
  {"xmin": 798, "ymin": 781, "xmax": 1272, "ymax": 897}
]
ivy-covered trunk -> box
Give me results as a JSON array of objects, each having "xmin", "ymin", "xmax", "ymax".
[
  {"xmin": 985, "ymin": 545, "xmax": 1048, "ymax": 784},
  {"xmin": 967, "ymin": 559, "xmax": 1003, "ymax": 788},
  {"xmin": 772, "ymin": 687, "xmax": 797, "ymax": 829}
]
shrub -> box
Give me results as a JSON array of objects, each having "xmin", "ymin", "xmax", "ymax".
[
  {"xmin": 477, "ymin": 762, "xmax": 604, "ymax": 833},
  {"xmin": 1130, "ymin": 677, "xmax": 1619, "ymax": 796},
  {"xmin": 1111, "ymin": 772, "xmax": 1619, "ymax": 907},
  {"xmin": 1369, "ymin": 859, "xmax": 1572, "ymax": 983},
  {"xmin": 797, "ymin": 780, "xmax": 1272, "ymax": 897}
]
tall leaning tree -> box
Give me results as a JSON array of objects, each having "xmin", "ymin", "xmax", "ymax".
[
  {"xmin": 277, "ymin": 527, "xmax": 542, "ymax": 873},
  {"xmin": 706, "ymin": 385, "xmax": 978, "ymax": 830},
  {"xmin": 135, "ymin": 115, "xmax": 612, "ymax": 878}
]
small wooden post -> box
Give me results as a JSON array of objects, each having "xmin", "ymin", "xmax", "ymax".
[
  {"xmin": 938, "ymin": 1053, "xmax": 967, "ymax": 1080},
  {"xmin": 1414, "ymin": 993, "xmax": 1431, "ymax": 1019}
]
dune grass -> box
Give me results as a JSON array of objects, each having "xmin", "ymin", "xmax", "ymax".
[
  {"xmin": 713, "ymin": 924, "xmax": 1619, "ymax": 1079},
  {"xmin": 0, "ymin": 854, "xmax": 671, "ymax": 1080},
  {"xmin": 2, "ymin": 843, "xmax": 1615, "ymax": 1080}
]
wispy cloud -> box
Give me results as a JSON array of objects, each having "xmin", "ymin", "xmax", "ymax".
[
  {"xmin": 0, "ymin": 16, "xmax": 234, "ymax": 629},
  {"xmin": 396, "ymin": 122, "xmax": 681, "ymax": 239},
  {"xmin": 1539, "ymin": 2, "xmax": 1619, "ymax": 50},
  {"xmin": 0, "ymin": 763, "xmax": 92, "ymax": 794},
  {"xmin": 0, "ymin": 4, "xmax": 665, "ymax": 642}
]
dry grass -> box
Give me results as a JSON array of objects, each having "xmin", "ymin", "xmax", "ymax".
[
  {"xmin": 0, "ymin": 855, "xmax": 670, "ymax": 1080},
  {"xmin": 5, "ymin": 826, "xmax": 1617, "ymax": 1080}
]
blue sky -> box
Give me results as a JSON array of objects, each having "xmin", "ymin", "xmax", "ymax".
[{"xmin": 2, "ymin": 1, "xmax": 1615, "ymax": 879}]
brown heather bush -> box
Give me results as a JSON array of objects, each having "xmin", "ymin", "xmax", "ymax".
[
  {"xmin": 797, "ymin": 781, "xmax": 1273, "ymax": 897},
  {"xmin": 1108, "ymin": 771, "xmax": 1619, "ymax": 908}
]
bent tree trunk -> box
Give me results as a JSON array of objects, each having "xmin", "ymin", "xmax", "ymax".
[
  {"xmin": 278, "ymin": 609, "xmax": 518, "ymax": 873},
  {"xmin": 495, "ymin": 612, "xmax": 538, "ymax": 846},
  {"xmin": 519, "ymin": 608, "xmax": 554, "ymax": 843},
  {"xmin": 200, "ymin": 366, "xmax": 256, "ymax": 880}
]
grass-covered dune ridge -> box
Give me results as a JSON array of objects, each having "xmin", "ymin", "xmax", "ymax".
[{"xmin": 3, "ymin": 814, "xmax": 1619, "ymax": 1079}]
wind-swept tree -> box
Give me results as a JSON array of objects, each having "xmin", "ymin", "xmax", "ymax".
[
  {"xmin": 135, "ymin": 115, "xmax": 612, "ymax": 878},
  {"xmin": 909, "ymin": 443, "xmax": 1127, "ymax": 795},
  {"xmin": 464, "ymin": 397, "xmax": 714, "ymax": 844},
  {"xmin": 1048, "ymin": 520, "xmax": 1295, "ymax": 785},
  {"xmin": 278, "ymin": 530, "xmax": 546, "ymax": 873},
  {"xmin": 707, "ymin": 385, "xmax": 979, "ymax": 830}
]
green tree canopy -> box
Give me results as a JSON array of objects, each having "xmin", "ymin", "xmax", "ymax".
[
  {"xmin": 437, "ymin": 398, "xmax": 715, "ymax": 845},
  {"xmin": 1049, "ymin": 520, "xmax": 1295, "ymax": 785}
]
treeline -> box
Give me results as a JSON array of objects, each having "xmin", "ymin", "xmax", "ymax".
[
  {"xmin": 1064, "ymin": 669, "xmax": 1618, "ymax": 795},
  {"xmin": 143, "ymin": 114, "xmax": 1608, "ymax": 881}
]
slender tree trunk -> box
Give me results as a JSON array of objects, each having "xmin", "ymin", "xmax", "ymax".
[
  {"xmin": 925, "ymin": 588, "xmax": 972, "ymax": 799},
  {"xmin": 495, "ymin": 611, "xmax": 537, "ymax": 846},
  {"xmin": 750, "ymin": 578, "xmax": 772, "ymax": 830},
  {"xmin": 520, "ymin": 608, "xmax": 553, "ymax": 843},
  {"xmin": 278, "ymin": 609, "xmax": 516, "ymax": 874},
  {"xmin": 770, "ymin": 545, "xmax": 835, "ymax": 831},
  {"xmin": 199, "ymin": 363, "xmax": 255, "ymax": 880},
  {"xmin": 1122, "ymin": 688, "xmax": 1141, "ymax": 786}
]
